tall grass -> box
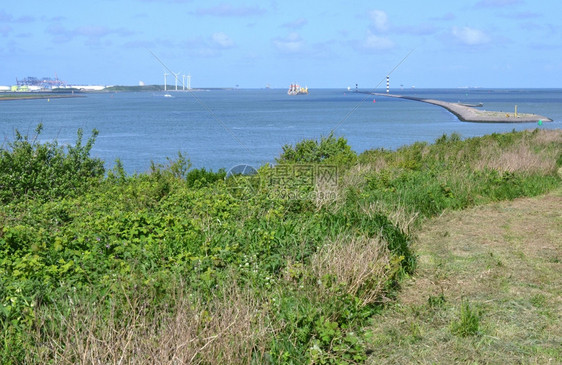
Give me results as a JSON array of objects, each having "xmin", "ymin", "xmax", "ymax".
[{"xmin": 310, "ymin": 235, "xmax": 398, "ymax": 307}]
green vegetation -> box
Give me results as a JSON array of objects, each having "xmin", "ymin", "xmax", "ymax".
[
  {"xmin": 450, "ymin": 300, "xmax": 482, "ymax": 337},
  {"xmin": 277, "ymin": 132, "xmax": 357, "ymax": 166},
  {"xmin": 0, "ymin": 127, "xmax": 560, "ymax": 364},
  {"xmin": 105, "ymin": 85, "xmax": 168, "ymax": 92},
  {"xmin": 0, "ymin": 124, "xmax": 104, "ymax": 204}
]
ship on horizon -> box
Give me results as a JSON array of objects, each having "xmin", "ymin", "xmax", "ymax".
[{"xmin": 288, "ymin": 83, "xmax": 308, "ymax": 95}]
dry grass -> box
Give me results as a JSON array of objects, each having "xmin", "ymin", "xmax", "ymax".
[
  {"xmin": 366, "ymin": 187, "xmax": 562, "ymax": 364},
  {"xmin": 475, "ymin": 142, "xmax": 557, "ymax": 174},
  {"xmin": 310, "ymin": 235, "xmax": 397, "ymax": 307},
  {"xmin": 313, "ymin": 178, "xmax": 341, "ymax": 211},
  {"xmin": 361, "ymin": 199, "xmax": 419, "ymax": 236},
  {"xmin": 28, "ymin": 278, "xmax": 271, "ymax": 364},
  {"xmin": 341, "ymin": 161, "xmax": 387, "ymax": 190},
  {"xmin": 533, "ymin": 128, "xmax": 562, "ymax": 144},
  {"xmin": 474, "ymin": 130, "xmax": 562, "ymax": 174}
]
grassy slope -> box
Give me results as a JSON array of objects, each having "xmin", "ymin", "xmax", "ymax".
[
  {"xmin": 2, "ymin": 128, "xmax": 560, "ymax": 363},
  {"xmin": 367, "ymin": 187, "xmax": 561, "ymax": 364}
]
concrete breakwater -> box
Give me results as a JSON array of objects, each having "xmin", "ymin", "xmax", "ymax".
[{"xmin": 373, "ymin": 93, "xmax": 553, "ymax": 123}]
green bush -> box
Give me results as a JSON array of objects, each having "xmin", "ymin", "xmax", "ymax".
[
  {"xmin": 277, "ymin": 132, "xmax": 357, "ymax": 165},
  {"xmin": 0, "ymin": 124, "xmax": 104, "ymax": 203},
  {"xmin": 186, "ymin": 167, "xmax": 226, "ymax": 188}
]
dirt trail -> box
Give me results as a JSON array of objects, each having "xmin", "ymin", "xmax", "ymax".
[{"xmin": 367, "ymin": 188, "xmax": 562, "ymax": 364}]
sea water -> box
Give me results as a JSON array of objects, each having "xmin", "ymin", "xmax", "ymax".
[{"xmin": 1, "ymin": 88, "xmax": 560, "ymax": 173}]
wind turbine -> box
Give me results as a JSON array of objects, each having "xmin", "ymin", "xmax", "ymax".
[
  {"xmin": 172, "ymin": 71, "xmax": 180, "ymax": 91},
  {"xmin": 187, "ymin": 74, "xmax": 191, "ymax": 90},
  {"xmin": 148, "ymin": 49, "xmax": 189, "ymax": 93},
  {"xmin": 182, "ymin": 74, "xmax": 186, "ymax": 91}
]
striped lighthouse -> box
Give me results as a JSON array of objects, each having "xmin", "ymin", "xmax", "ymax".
[{"xmin": 386, "ymin": 75, "xmax": 389, "ymax": 93}]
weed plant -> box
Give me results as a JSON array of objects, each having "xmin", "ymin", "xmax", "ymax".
[
  {"xmin": 0, "ymin": 127, "xmax": 560, "ymax": 364},
  {"xmin": 450, "ymin": 300, "xmax": 482, "ymax": 337}
]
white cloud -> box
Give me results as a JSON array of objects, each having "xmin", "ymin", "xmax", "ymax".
[
  {"xmin": 195, "ymin": 4, "xmax": 266, "ymax": 17},
  {"xmin": 47, "ymin": 23, "xmax": 133, "ymax": 44},
  {"xmin": 475, "ymin": 0, "xmax": 523, "ymax": 8},
  {"xmin": 174, "ymin": 33, "xmax": 235, "ymax": 58},
  {"xmin": 369, "ymin": 10, "xmax": 389, "ymax": 32},
  {"xmin": 76, "ymin": 26, "xmax": 114, "ymax": 38},
  {"xmin": 395, "ymin": 24, "xmax": 438, "ymax": 36},
  {"xmin": 281, "ymin": 18, "xmax": 307, "ymax": 29},
  {"xmin": 211, "ymin": 32, "xmax": 234, "ymax": 48},
  {"xmin": 123, "ymin": 40, "xmax": 155, "ymax": 49},
  {"xmin": 139, "ymin": 0, "xmax": 193, "ymax": 3},
  {"xmin": 0, "ymin": 25, "xmax": 12, "ymax": 36},
  {"xmin": 46, "ymin": 23, "xmax": 74, "ymax": 43},
  {"xmin": 0, "ymin": 10, "xmax": 13, "ymax": 22},
  {"xmin": 363, "ymin": 31, "xmax": 394, "ymax": 50},
  {"xmin": 431, "ymin": 12, "xmax": 456, "ymax": 21},
  {"xmin": 273, "ymin": 32, "xmax": 305, "ymax": 54},
  {"xmin": 452, "ymin": 26, "xmax": 490, "ymax": 45}
]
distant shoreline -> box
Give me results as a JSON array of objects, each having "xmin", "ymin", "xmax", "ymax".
[{"xmin": 0, "ymin": 94, "xmax": 85, "ymax": 101}]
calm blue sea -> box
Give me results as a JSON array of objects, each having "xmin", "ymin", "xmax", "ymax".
[{"xmin": 1, "ymin": 88, "xmax": 561, "ymax": 173}]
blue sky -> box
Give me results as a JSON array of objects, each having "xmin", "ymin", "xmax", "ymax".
[{"xmin": 1, "ymin": 0, "xmax": 561, "ymax": 88}]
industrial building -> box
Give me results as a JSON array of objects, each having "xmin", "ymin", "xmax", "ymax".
[{"xmin": 0, "ymin": 76, "xmax": 106, "ymax": 92}]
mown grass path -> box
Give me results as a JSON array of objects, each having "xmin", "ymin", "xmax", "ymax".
[{"xmin": 367, "ymin": 187, "xmax": 561, "ymax": 364}]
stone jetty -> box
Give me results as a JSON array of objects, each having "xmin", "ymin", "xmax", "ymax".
[{"xmin": 373, "ymin": 93, "xmax": 553, "ymax": 123}]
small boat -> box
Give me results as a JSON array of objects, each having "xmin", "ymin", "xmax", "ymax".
[{"xmin": 164, "ymin": 94, "xmax": 172, "ymax": 98}]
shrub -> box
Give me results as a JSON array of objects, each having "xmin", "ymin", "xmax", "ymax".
[
  {"xmin": 149, "ymin": 151, "xmax": 191, "ymax": 180},
  {"xmin": 435, "ymin": 132, "xmax": 461, "ymax": 145},
  {"xmin": 186, "ymin": 167, "xmax": 226, "ymax": 188},
  {"xmin": 0, "ymin": 124, "xmax": 104, "ymax": 203},
  {"xmin": 277, "ymin": 132, "xmax": 357, "ymax": 166}
]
